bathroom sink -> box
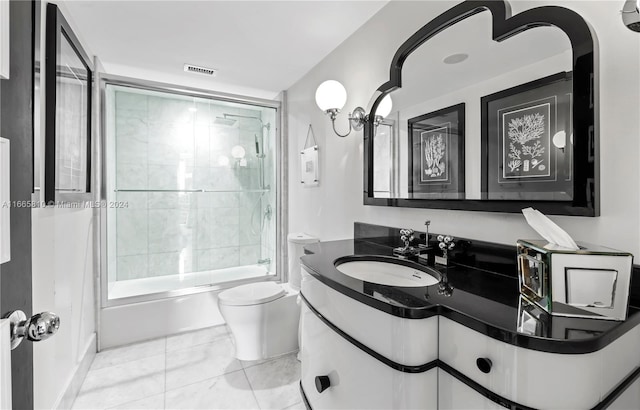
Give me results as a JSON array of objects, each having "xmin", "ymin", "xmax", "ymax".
[{"xmin": 334, "ymin": 256, "xmax": 440, "ymax": 287}]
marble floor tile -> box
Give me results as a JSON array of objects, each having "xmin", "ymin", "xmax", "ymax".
[
  {"xmin": 240, "ymin": 355, "xmax": 279, "ymax": 370},
  {"xmin": 72, "ymin": 355, "xmax": 165, "ymax": 410},
  {"xmin": 76, "ymin": 326, "xmax": 301, "ymax": 410},
  {"xmin": 165, "ymin": 325, "xmax": 229, "ymax": 352},
  {"xmin": 165, "ymin": 336, "xmax": 242, "ymax": 390},
  {"xmin": 107, "ymin": 393, "xmax": 165, "ymax": 409},
  {"xmin": 282, "ymin": 401, "xmax": 306, "ymax": 410},
  {"xmin": 91, "ymin": 338, "xmax": 166, "ymax": 371},
  {"xmin": 164, "ymin": 370, "xmax": 259, "ymax": 410},
  {"xmin": 244, "ymin": 354, "xmax": 301, "ymax": 410}
]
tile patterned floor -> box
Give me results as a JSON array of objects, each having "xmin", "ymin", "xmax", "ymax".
[{"xmin": 72, "ymin": 325, "xmax": 304, "ymax": 410}]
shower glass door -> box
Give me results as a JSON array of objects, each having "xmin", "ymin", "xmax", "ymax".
[{"xmin": 104, "ymin": 83, "xmax": 278, "ymax": 301}]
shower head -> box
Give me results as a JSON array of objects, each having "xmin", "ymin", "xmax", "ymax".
[
  {"xmin": 213, "ymin": 116, "xmax": 237, "ymax": 126},
  {"xmin": 622, "ymin": 0, "xmax": 640, "ymax": 32},
  {"xmin": 222, "ymin": 113, "xmax": 270, "ymax": 131}
]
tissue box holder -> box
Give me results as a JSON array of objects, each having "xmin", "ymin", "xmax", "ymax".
[{"xmin": 517, "ymin": 239, "xmax": 633, "ymax": 321}]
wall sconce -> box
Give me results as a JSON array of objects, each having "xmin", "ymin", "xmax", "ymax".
[
  {"xmin": 315, "ymin": 80, "xmax": 392, "ymax": 138},
  {"xmin": 552, "ymin": 131, "xmax": 574, "ymax": 152},
  {"xmin": 552, "ymin": 131, "xmax": 566, "ymax": 150},
  {"xmin": 622, "ymin": 0, "xmax": 640, "ymax": 32}
]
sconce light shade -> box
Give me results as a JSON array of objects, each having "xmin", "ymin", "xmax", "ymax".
[
  {"xmin": 552, "ymin": 131, "xmax": 566, "ymax": 149},
  {"xmin": 622, "ymin": 0, "xmax": 640, "ymax": 31},
  {"xmin": 315, "ymin": 80, "xmax": 347, "ymax": 112},
  {"xmin": 375, "ymin": 95, "xmax": 393, "ymax": 118}
]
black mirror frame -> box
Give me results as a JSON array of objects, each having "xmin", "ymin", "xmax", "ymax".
[
  {"xmin": 44, "ymin": 3, "xmax": 94, "ymax": 205},
  {"xmin": 363, "ymin": 0, "xmax": 597, "ymax": 216}
]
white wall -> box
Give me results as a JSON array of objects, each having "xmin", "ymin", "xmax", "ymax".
[
  {"xmin": 31, "ymin": 2, "xmax": 97, "ymax": 408},
  {"xmin": 287, "ymin": 1, "xmax": 640, "ymax": 257},
  {"xmin": 31, "ymin": 208, "xmax": 96, "ymax": 409}
]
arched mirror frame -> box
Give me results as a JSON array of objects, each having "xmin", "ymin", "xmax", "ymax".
[{"xmin": 363, "ymin": 0, "xmax": 597, "ymax": 216}]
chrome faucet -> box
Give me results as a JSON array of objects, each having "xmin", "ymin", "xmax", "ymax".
[
  {"xmin": 394, "ymin": 228, "xmax": 423, "ymax": 259},
  {"xmin": 435, "ymin": 235, "xmax": 455, "ymax": 266},
  {"xmin": 399, "ymin": 228, "xmax": 414, "ymax": 250},
  {"xmin": 420, "ymin": 220, "xmax": 431, "ymax": 248}
]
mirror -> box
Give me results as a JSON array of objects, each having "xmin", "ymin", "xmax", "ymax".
[
  {"xmin": 364, "ymin": 0, "xmax": 596, "ymax": 216},
  {"xmin": 44, "ymin": 3, "xmax": 94, "ymax": 204}
]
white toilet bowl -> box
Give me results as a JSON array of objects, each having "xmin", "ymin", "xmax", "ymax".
[
  {"xmin": 219, "ymin": 281, "xmax": 300, "ymax": 361},
  {"xmin": 218, "ymin": 233, "xmax": 318, "ymax": 361}
]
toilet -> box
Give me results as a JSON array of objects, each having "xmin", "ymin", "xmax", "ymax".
[{"xmin": 218, "ymin": 233, "xmax": 318, "ymax": 361}]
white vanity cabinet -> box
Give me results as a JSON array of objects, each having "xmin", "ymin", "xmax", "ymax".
[
  {"xmin": 300, "ymin": 264, "xmax": 640, "ymax": 410},
  {"xmin": 439, "ymin": 316, "xmax": 640, "ymax": 409},
  {"xmin": 300, "ymin": 303, "xmax": 438, "ymax": 409},
  {"xmin": 300, "ymin": 268, "xmax": 438, "ymax": 409}
]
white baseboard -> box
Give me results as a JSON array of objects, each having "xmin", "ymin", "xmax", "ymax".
[{"xmin": 55, "ymin": 333, "xmax": 97, "ymax": 410}]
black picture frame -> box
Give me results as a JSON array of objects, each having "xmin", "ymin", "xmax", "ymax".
[
  {"xmin": 44, "ymin": 3, "xmax": 93, "ymax": 205},
  {"xmin": 481, "ymin": 72, "xmax": 572, "ymax": 201},
  {"xmin": 408, "ymin": 104, "xmax": 465, "ymax": 199}
]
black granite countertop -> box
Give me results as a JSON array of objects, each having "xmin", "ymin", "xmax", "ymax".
[{"xmin": 300, "ymin": 239, "xmax": 640, "ymax": 354}]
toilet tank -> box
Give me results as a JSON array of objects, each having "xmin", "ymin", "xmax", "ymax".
[{"xmin": 287, "ymin": 233, "xmax": 318, "ymax": 290}]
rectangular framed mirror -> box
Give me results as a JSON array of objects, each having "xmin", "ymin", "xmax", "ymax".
[{"xmin": 44, "ymin": 3, "xmax": 94, "ymax": 205}]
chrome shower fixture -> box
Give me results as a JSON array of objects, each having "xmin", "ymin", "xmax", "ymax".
[
  {"xmin": 213, "ymin": 116, "xmax": 237, "ymax": 126},
  {"xmin": 222, "ymin": 113, "xmax": 271, "ymax": 131},
  {"xmin": 622, "ymin": 0, "xmax": 640, "ymax": 32}
]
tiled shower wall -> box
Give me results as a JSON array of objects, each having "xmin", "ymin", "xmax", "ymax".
[{"xmin": 112, "ymin": 88, "xmax": 276, "ymax": 281}]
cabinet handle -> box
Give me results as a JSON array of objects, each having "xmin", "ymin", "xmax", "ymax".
[
  {"xmin": 315, "ymin": 375, "xmax": 331, "ymax": 393},
  {"xmin": 476, "ymin": 357, "xmax": 492, "ymax": 374}
]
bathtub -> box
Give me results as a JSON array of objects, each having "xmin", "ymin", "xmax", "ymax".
[
  {"xmin": 100, "ymin": 264, "xmax": 276, "ymax": 349},
  {"xmin": 108, "ymin": 264, "xmax": 272, "ymax": 299}
]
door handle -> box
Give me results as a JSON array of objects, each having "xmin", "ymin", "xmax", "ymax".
[{"xmin": 2, "ymin": 310, "xmax": 60, "ymax": 350}]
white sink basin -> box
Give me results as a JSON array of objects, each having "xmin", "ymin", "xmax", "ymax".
[{"xmin": 334, "ymin": 258, "xmax": 439, "ymax": 287}]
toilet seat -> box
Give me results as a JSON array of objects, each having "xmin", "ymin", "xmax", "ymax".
[{"xmin": 219, "ymin": 282, "xmax": 285, "ymax": 306}]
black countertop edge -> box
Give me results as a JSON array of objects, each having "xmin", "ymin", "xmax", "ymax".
[
  {"xmin": 301, "ymin": 239, "xmax": 640, "ymax": 355},
  {"xmin": 441, "ymin": 307, "xmax": 640, "ymax": 355}
]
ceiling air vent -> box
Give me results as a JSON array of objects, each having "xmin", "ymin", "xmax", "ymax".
[{"xmin": 183, "ymin": 64, "xmax": 217, "ymax": 77}]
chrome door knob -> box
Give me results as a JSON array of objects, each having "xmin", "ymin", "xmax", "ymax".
[
  {"xmin": 24, "ymin": 312, "xmax": 60, "ymax": 342},
  {"xmin": 1, "ymin": 310, "xmax": 60, "ymax": 350}
]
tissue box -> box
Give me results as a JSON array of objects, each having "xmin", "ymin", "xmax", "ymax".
[{"xmin": 517, "ymin": 239, "xmax": 633, "ymax": 321}]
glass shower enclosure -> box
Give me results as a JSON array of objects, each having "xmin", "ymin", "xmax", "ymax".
[{"xmin": 102, "ymin": 80, "xmax": 279, "ymax": 302}]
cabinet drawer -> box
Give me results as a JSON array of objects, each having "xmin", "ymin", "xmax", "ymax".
[
  {"xmin": 301, "ymin": 267, "xmax": 438, "ymax": 366},
  {"xmin": 301, "ymin": 302, "xmax": 437, "ymax": 409},
  {"xmin": 439, "ymin": 316, "xmax": 604, "ymax": 409},
  {"xmin": 438, "ymin": 368, "xmax": 504, "ymax": 410}
]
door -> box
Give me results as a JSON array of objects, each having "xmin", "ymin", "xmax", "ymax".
[{"xmin": 0, "ymin": 0, "xmax": 36, "ymax": 409}]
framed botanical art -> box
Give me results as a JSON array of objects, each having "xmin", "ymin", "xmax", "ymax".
[
  {"xmin": 408, "ymin": 103, "xmax": 465, "ymax": 199},
  {"xmin": 44, "ymin": 3, "xmax": 94, "ymax": 205},
  {"xmin": 481, "ymin": 72, "xmax": 573, "ymax": 200}
]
